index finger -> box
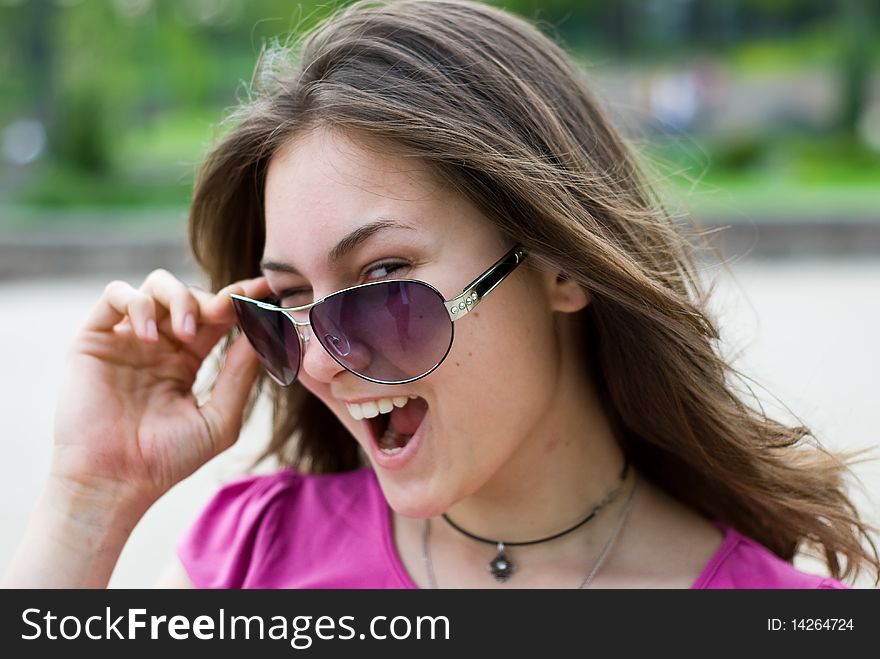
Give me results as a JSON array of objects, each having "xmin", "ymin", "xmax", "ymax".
[{"xmin": 201, "ymin": 276, "xmax": 272, "ymax": 325}]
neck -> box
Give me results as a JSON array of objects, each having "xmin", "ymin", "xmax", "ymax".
[{"xmin": 442, "ymin": 456, "xmax": 628, "ymax": 546}]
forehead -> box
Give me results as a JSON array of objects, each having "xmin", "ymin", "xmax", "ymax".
[{"xmin": 262, "ymin": 129, "xmax": 442, "ymax": 263}]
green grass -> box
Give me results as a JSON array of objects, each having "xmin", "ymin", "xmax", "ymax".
[
  {"xmin": 17, "ymin": 165, "xmax": 193, "ymax": 208},
  {"xmin": 647, "ymin": 134, "xmax": 880, "ymax": 221},
  {"xmin": 668, "ymin": 176, "xmax": 880, "ymax": 221},
  {"xmin": 116, "ymin": 109, "xmax": 219, "ymax": 168},
  {"xmin": 0, "ymin": 203, "xmax": 188, "ymax": 231}
]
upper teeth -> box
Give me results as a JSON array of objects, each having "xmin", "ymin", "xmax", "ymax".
[{"xmin": 346, "ymin": 395, "xmax": 417, "ymax": 420}]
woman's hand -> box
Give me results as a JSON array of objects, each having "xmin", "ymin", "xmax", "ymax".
[
  {"xmin": 2, "ymin": 270, "xmax": 271, "ymax": 588},
  {"xmin": 52, "ymin": 269, "xmax": 271, "ymax": 509}
]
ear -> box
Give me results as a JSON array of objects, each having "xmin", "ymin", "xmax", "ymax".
[{"xmin": 545, "ymin": 269, "xmax": 590, "ymax": 313}]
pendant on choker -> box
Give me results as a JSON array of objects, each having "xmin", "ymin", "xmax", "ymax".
[{"xmin": 489, "ymin": 543, "xmax": 514, "ymax": 582}]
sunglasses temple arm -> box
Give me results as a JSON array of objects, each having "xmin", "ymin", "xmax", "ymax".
[{"xmin": 444, "ymin": 247, "xmax": 528, "ymax": 321}]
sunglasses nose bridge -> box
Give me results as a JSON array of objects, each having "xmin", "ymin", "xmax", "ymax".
[
  {"xmin": 279, "ymin": 309, "xmax": 307, "ymax": 336},
  {"xmin": 293, "ymin": 312, "xmax": 362, "ymax": 383}
]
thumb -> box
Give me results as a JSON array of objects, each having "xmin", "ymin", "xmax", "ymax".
[{"xmin": 199, "ymin": 333, "xmax": 263, "ymax": 455}]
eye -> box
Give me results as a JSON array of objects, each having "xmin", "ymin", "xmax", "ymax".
[
  {"xmin": 274, "ymin": 260, "xmax": 411, "ymax": 306},
  {"xmin": 275, "ymin": 288, "xmax": 310, "ymax": 307},
  {"xmin": 364, "ymin": 259, "xmax": 410, "ymax": 281}
]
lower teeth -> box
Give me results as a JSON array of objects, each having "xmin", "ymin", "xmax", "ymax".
[{"xmin": 379, "ymin": 427, "xmax": 412, "ymax": 454}]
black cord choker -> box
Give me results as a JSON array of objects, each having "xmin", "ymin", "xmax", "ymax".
[{"xmin": 440, "ymin": 457, "xmax": 631, "ymax": 582}]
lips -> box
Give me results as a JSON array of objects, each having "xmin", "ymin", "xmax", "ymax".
[{"xmin": 364, "ymin": 396, "xmax": 430, "ymax": 470}]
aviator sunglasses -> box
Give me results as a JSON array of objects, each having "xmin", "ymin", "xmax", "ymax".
[{"xmin": 230, "ymin": 245, "xmax": 528, "ymax": 386}]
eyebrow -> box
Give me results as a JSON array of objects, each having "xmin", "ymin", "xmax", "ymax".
[{"xmin": 260, "ymin": 218, "xmax": 416, "ymax": 275}]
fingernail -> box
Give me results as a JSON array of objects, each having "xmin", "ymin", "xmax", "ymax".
[
  {"xmin": 184, "ymin": 313, "xmax": 196, "ymax": 336},
  {"xmin": 146, "ymin": 319, "xmax": 159, "ymax": 341}
]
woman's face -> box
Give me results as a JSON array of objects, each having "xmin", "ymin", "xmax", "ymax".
[{"xmin": 262, "ymin": 127, "xmax": 572, "ymax": 518}]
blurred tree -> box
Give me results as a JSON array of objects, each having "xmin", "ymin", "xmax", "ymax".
[
  {"xmin": 1, "ymin": 0, "xmax": 877, "ymax": 211},
  {"xmin": 52, "ymin": 1, "xmax": 119, "ymax": 173},
  {"xmin": 838, "ymin": 0, "xmax": 874, "ymax": 140}
]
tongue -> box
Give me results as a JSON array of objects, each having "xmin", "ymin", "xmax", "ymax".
[{"xmin": 389, "ymin": 397, "xmax": 428, "ymax": 436}]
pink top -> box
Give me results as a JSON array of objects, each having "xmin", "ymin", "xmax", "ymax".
[{"xmin": 177, "ymin": 467, "xmax": 849, "ymax": 589}]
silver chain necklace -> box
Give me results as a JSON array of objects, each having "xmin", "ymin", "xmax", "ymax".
[{"xmin": 422, "ymin": 475, "xmax": 639, "ymax": 589}]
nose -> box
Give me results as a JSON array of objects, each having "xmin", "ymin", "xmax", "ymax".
[
  {"xmin": 299, "ymin": 321, "xmax": 375, "ymax": 383},
  {"xmin": 298, "ymin": 322, "xmax": 346, "ymax": 383}
]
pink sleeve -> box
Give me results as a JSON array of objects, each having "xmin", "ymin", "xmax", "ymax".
[
  {"xmin": 695, "ymin": 522, "xmax": 856, "ymax": 589},
  {"xmin": 816, "ymin": 577, "xmax": 850, "ymax": 589},
  {"xmin": 176, "ymin": 470, "xmax": 300, "ymax": 589}
]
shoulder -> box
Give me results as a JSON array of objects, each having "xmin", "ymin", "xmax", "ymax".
[
  {"xmin": 693, "ymin": 521, "xmax": 849, "ymax": 589},
  {"xmin": 177, "ymin": 467, "xmax": 385, "ymax": 588},
  {"xmin": 622, "ymin": 477, "xmax": 847, "ymax": 589},
  {"xmin": 184, "ymin": 467, "xmax": 380, "ymax": 535}
]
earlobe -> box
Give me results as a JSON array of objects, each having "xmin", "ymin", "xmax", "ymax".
[{"xmin": 552, "ymin": 273, "xmax": 590, "ymax": 313}]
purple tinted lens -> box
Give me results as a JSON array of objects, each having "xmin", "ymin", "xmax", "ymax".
[
  {"xmin": 310, "ymin": 281, "xmax": 453, "ymax": 383},
  {"xmin": 232, "ymin": 298, "xmax": 300, "ymax": 386}
]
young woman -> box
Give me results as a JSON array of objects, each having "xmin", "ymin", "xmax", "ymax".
[{"xmin": 4, "ymin": 0, "xmax": 877, "ymax": 589}]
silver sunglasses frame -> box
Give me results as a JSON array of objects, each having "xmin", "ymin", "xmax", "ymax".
[{"xmin": 230, "ymin": 244, "xmax": 528, "ymax": 386}]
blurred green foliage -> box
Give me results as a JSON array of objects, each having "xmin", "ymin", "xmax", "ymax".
[
  {"xmin": 651, "ymin": 134, "xmax": 880, "ymax": 219},
  {"xmin": 1, "ymin": 0, "xmax": 878, "ymax": 219}
]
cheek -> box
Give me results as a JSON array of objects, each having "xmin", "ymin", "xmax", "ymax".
[
  {"xmin": 427, "ymin": 313, "xmax": 556, "ymax": 480},
  {"xmin": 439, "ymin": 306, "xmax": 558, "ymax": 423},
  {"xmin": 296, "ymin": 371, "xmax": 328, "ymax": 400},
  {"xmin": 449, "ymin": 282, "xmax": 556, "ymax": 374}
]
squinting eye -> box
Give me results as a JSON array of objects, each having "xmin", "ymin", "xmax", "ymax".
[
  {"xmin": 274, "ymin": 260, "xmax": 410, "ymax": 305},
  {"xmin": 365, "ymin": 260, "xmax": 409, "ymax": 280},
  {"xmin": 276, "ymin": 289, "xmax": 311, "ymax": 306}
]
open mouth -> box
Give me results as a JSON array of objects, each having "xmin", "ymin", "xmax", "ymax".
[{"xmin": 366, "ymin": 396, "xmax": 429, "ymax": 456}]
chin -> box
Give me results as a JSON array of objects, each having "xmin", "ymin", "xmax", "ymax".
[{"xmin": 373, "ymin": 471, "xmax": 454, "ymax": 519}]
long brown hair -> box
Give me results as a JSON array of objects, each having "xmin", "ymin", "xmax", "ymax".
[{"xmin": 188, "ymin": 0, "xmax": 879, "ymax": 584}]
